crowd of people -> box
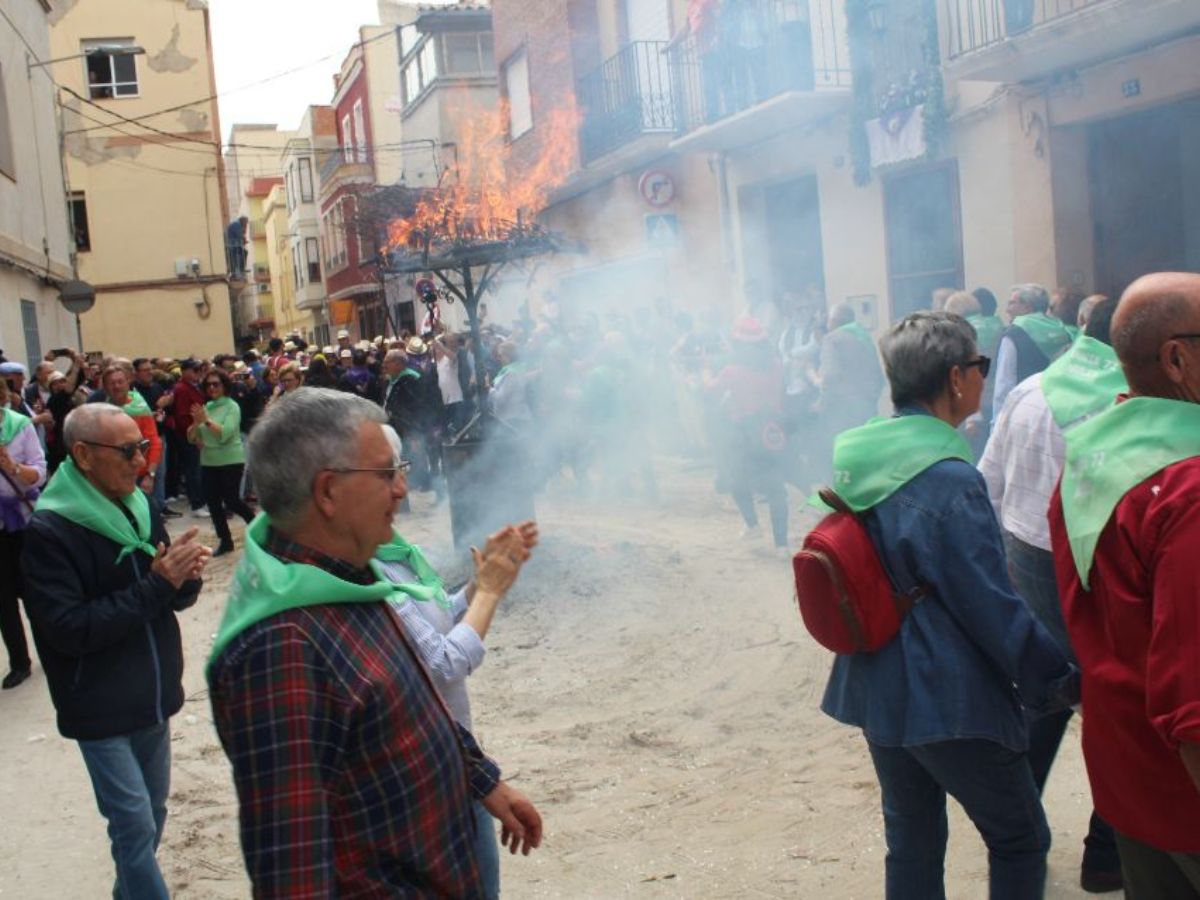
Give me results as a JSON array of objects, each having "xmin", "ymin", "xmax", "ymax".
[{"xmin": 0, "ymin": 268, "xmax": 1197, "ymax": 897}]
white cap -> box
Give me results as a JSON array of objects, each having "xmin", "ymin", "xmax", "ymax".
[{"xmin": 337, "ymin": 329, "xmax": 350, "ymax": 339}]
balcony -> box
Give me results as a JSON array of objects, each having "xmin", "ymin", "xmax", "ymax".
[
  {"xmin": 942, "ymin": 0, "xmax": 1200, "ymax": 82},
  {"xmin": 669, "ymin": 0, "xmax": 851, "ymax": 153},
  {"xmin": 577, "ymin": 41, "xmax": 677, "ymax": 164},
  {"xmin": 317, "ymin": 148, "xmax": 374, "ymax": 199}
]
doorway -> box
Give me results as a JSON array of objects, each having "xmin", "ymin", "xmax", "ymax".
[
  {"xmin": 739, "ymin": 174, "xmax": 828, "ymax": 310},
  {"xmin": 1088, "ymin": 98, "xmax": 1200, "ymax": 298},
  {"xmin": 883, "ymin": 161, "xmax": 964, "ymax": 321}
]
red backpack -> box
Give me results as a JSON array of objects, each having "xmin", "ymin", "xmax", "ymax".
[{"xmin": 793, "ymin": 488, "xmax": 925, "ymax": 654}]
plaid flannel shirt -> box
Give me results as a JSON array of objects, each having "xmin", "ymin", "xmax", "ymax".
[{"xmin": 208, "ymin": 530, "xmax": 500, "ymax": 898}]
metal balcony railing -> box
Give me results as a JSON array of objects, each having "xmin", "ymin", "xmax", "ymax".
[
  {"xmin": 944, "ymin": 0, "xmax": 1108, "ymax": 57},
  {"xmin": 577, "ymin": 41, "xmax": 677, "ymax": 163},
  {"xmin": 670, "ymin": 0, "xmax": 851, "ymax": 134},
  {"xmin": 319, "ymin": 147, "xmax": 373, "ymax": 185}
]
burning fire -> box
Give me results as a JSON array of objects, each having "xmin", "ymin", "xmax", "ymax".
[{"xmin": 385, "ymin": 96, "xmax": 580, "ymax": 254}]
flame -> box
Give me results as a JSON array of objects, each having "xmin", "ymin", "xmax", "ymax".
[{"xmin": 385, "ymin": 95, "xmax": 579, "ymax": 254}]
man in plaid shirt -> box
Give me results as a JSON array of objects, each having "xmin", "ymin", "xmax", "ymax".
[{"xmin": 207, "ymin": 388, "xmax": 542, "ymax": 897}]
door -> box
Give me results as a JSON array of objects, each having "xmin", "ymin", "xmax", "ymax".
[
  {"xmin": 883, "ymin": 162, "xmax": 964, "ymax": 322},
  {"xmin": 765, "ymin": 175, "xmax": 826, "ymax": 302},
  {"xmin": 1089, "ymin": 100, "xmax": 1200, "ymax": 298}
]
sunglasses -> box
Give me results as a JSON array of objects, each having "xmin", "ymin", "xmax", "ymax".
[
  {"xmin": 961, "ymin": 355, "xmax": 992, "ymax": 379},
  {"xmin": 325, "ymin": 461, "xmax": 412, "ymax": 483},
  {"xmin": 82, "ymin": 439, "xmax": 151, "ymax": 461},
  {"xmin": 204, "ymin": 381, "xmax": 223, "ymax": 389}
]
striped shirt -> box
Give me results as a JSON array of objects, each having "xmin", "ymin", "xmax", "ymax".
[{"xmin": 208, "ymin": 532, "xmax": 499, "ymax": 898}]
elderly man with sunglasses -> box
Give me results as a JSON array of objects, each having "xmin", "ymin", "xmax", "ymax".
[
  {"xmin": 21, "ymin": 403, "xmax": 211, "ymax": 900},
  {"xmin": 207, "ymin": 387, "xmax": 543, "ymax": 897}
]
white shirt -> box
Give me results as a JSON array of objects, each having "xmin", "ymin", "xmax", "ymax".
[
  {"xmin": 978, "ymin": 372, "xmax": 1063, "ymax": 551},
  {"xmin": 437, "ymin": 355, "xmax": 463, "ymax": 406}
]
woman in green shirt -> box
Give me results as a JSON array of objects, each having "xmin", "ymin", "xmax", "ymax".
[{"xmin": 189, "ymin": 368, "xmax": 255, "ymax": 556}]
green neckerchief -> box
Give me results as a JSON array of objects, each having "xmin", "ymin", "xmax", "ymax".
[
  {"xmin": 1060, "ymin": 397, "xmax": 1200, "ymax": 589},
  {"xmin": 494, "ymin": 361, "xmax": 526, "ymax": 387},
  {"xmin": 835, "ymin": 321, "xmax": 876, "ymax": 352},
  {"xmin": 1065, "ymin": 324, "xmax": 1081, "ymax": 342},
  {"xmin": 811, "ymin": 412, "xmax": 974, "ymax": 512},
  {"xmin": 388, "ymin": 368, "xmax": 420, "ymax": 383},
  {"xmin": 208, "ymin": 515, "xmax": 399, "ymax": 671},
  {"xmin": 1040, "ymin": 336, "xmax": 1126, "ymax": 430},
  {"xmin": 118, "ymin": 391, "xmax": 152, "ymax": 418},
  {"xmin": 1013, "ymin": 313, "xmax": 1073, "ymax": 362},
  {"xmin": 375, "ymin": 532, "xmax": 450, "ymax": 610},
  {"xmin": 967, "ymin": 315, "xmax": 1005, "ymax": 355},
  {"xmin": 36, "ymin": 459, "xmax": 156, "ymax": 563},
  {"xmin": 0, "ymin": 408, "xmax": 32, "ymax": 445}
]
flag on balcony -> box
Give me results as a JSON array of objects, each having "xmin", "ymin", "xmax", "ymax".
[{"xmin": 865, "ymin": 105, "xmax": 926, "ymax": 169}]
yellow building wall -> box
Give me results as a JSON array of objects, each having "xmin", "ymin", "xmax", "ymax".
[
  {"xmin": 364, "ymin": 26, "xmax": 404, "ymax": 187},
  {"xmin": 50, "ymin": 0, "xmax": 234, "ymax": 358}
]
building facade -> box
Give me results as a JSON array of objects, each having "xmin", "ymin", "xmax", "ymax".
[
  {"xmin": 49, "ymin": 0, "xmax": 235, "ymax": 358},
  {"xmin": 0, "ymin": 0, "xmax": 77, "ymax": 365}
]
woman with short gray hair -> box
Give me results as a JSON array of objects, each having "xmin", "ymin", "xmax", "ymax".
[{"xmin": 818, "ymin": 311, "xmax": 1078, "ymax": 898}]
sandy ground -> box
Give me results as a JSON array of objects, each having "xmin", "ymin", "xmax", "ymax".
[{"xmin": 0, "ymin": 457, "xmax": 1102, "ymax": 899}]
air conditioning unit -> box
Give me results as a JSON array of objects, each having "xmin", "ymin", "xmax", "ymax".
[{"xmin": 256, "ymin": 282, "xmax": 270, "ymax": 294}]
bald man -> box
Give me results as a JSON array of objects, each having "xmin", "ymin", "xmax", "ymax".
[{"xmin": 1048, "ymin": 272, "xmax": 1200, "ymax": 897}]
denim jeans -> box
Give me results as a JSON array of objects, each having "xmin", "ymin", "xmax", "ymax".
[
  {"xmin": 78, "ymin": 722, "xmax": 172, "ymax": 900},
  {"xmin": 152, "ymin": 438, "xmax": 167, "ymax": 512},
  {"xmin": 178, "ymin": 440, "xmax": 204, "ymax": 511},
  {"xmin": 473, "ymin": 800, "xmax": 500, "ymax": 899},
  {"xmin": 868, "ymin": 738, "xmax": 1050, "ymax": 900},
  {"xmin": 1004, "ymin": 531, "xmax": 1120, "ymax": 873}
]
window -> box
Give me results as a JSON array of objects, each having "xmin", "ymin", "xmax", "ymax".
[
  {"xmin": 84, "ymin": 40, "xmax": 139, "ymax": 99},
  {"xmin": 292, "ymin": 242, "xmax": 302, "ymax": 289},
  {"xmin": 342, "ymin": 114, "xmax": 354, "ymax": 162},
  {"xmin": 353, "ymin": 100, "xmax": 367, "ymax": 163},
  {"xmin": 503, "ymin": 49, "xmax": 532, "ymax": 139},
  {"xmin": 69, "ymin": 193, "xmax": 91, "ymax": 251},
  {"xmin": 286, "ymin": 163, "xmax": 296, "ymax": 212},
  {"xmin": 306, "ymin": 237, "xmax": 321, "ymax": 283},
  {"xmin": 443, "ymin": 33, "xmax": 493, "ymax": 75},
  {"xmin": 403, "ymin": 60, "xmax": 421, "ymax": 105},
  {"xmin": 420, "ymin": 40, "xmax": 438, "ymax": 87},
  {"xmin": 0, "ymin": 64, "xmax": 14, "ymax": 181},
  {"xmin": 299, "ymin": 158, "xmax": 314, "ymax": 203},
  {"xmin": 21, "ymin": 300, "xmax": 40, "ymax": 366}
]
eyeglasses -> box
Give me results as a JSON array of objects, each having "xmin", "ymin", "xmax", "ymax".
[
  {"xmin": 1169, "ymin": 333, "xmax": 1200, "ymax": 342},
  {"xmin": 325, "ymin": 461, "xmax": 412, "ymax": 483},
  {"xmin": 81, "ymin": 439, "xmax": 151, "ymax": 461},
  {"xmin": 961, "ymin": 355, "xmax": 992, "ymax": 378},
  {"xmin": 204, "ymin": 381, "xmax": 223, "ymax": 390}
]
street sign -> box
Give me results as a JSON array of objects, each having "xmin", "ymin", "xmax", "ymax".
[{"xmin": 644, "ymin": 213, "xmax": 680, "ymax": 250}]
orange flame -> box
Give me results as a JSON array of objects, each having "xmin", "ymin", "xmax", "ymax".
[{"xmin": 385, "ymin": 95, "xmax": 579, "ymax": 254}]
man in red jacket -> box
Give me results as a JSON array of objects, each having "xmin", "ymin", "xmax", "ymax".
[
  {"xmin": 171, "ymin": 359, "xmax": 207, "ymax": 515},
  {"xmin": 1048, "ymin": 272, "xmax": 1200, "ymax": 896}
]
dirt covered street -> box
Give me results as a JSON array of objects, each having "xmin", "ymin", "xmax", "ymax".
[{"xmin": 1, "ymin": 458, "xmax": 1099, "ymax": 898}]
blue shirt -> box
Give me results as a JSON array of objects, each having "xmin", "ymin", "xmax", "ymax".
[{"xmin": 821, "ymin": 412, "xmax": 1076, "ymax": 752}]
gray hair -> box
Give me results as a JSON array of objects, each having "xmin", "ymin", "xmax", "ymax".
[
  {"xmin": 1012, "ymin": 283, "xmax": 1051, "ymax": 313},
  {"xmin": 943, "ymin": 291, "xmax": 981, "ymax": 318},
  {"xmin": 63, "ymin": 403, "xmax": 129, "ymax": 452},
  {"xmin": 247, "ymin": 387, "xmax": 386, "ymax": 529},
  {"xmin": 383, "ymin": 349, "xmax": 407, "ymax": 366},
  {"xmin": 879, "ymin": 311, "xmax": 978, "ymax": 408}
]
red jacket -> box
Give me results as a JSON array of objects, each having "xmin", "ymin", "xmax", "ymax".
[
  {"xmin": 172, "ymin": 379, "xmax": 205, "ymax": 438},
  {"xmin": 1049, "ymin": 457, "xmax": 1200, "ymax": 853}
]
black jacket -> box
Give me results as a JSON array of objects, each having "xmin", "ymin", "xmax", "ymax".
[{"xmin": 21, "ymin": 505, "xmax": 200, "ymax": 741}]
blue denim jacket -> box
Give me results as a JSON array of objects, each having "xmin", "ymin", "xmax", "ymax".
[{"xmin": 821, "ymin": 412, "xmax": 1076, "ymax": 752}]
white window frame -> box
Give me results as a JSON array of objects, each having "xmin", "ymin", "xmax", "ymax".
[
  {"xmin": 306, "ymin": 236, "xmax": 321, "ymax": 283},
  {"xmin": 353, "ymin": 100, "xmax": 367, "ymax": 163},
  {"xmin": 503, "ymin": 49, "xmax": 532, "ymax": 140},
  {"xmin": 342, "ymin": 114, "xmax": 354, "ymax": 162},
  {"xmin": 299, "ymin": 158, "xmax": 314, "ymax": 203},
  {"xmin": 83, "ymin": 39, "xmax": 139, "ymax": 99}
]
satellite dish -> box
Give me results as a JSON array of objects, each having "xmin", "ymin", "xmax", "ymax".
[{"xmin": 59, "ymin": 280, "xmax": 96, "ymax": 315}]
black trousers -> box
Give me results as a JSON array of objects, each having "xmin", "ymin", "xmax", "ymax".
[
  {"xmin": 203, "ymin": 464, "xmax": 254, "ymax": 547},
  {"xmin": 0, "ymin": 529, "xmax": 30, "ymax": 672},
  {"xmin": 1116, "ymin": 831, "xmax": 1200, "ymax": 899}
]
